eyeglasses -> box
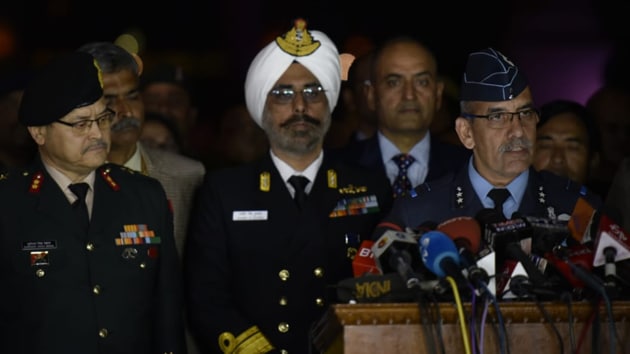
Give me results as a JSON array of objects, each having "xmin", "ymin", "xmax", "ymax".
[
  {"xmin": 268, "ymin": 84, "xmax": 326, "ymax": 104},
  {"xmin": 55, "ymin": 109, "xmax": 115, "ymax": 134},
  {"xmin": 462, "ymin": 108, "xmax": 540, "ymax": 129}
]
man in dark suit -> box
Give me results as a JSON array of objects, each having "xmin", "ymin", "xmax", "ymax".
[
  {"xmin": 337, "ymin": 37, "xmax": 470, "ymax": 198},
  {"xmin": 184, "ymin": 19, "xmax": 393, "ymax": 354},
  {"xmin": 0, "ymin": 52, "xmax": 185, "ymax": 353},
  {"xmin": 380, "ymin": 47, "xmax": 601, "ymax": 228}
]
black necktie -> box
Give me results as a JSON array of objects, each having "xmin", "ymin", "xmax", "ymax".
[
  {"xmin": 69, "ymin": 183, "xmax": 90, "ymax": 233},
  {"xmin": 487, "ymin": 188, "xmax": 510, "ymax": 219},
  {"xmin": 392, "ymin": 154, "xmax": 415, "ymax": 198},
  {"xmin": 288, "ymin": 175, "xmax": 309, "ymax": 211}
]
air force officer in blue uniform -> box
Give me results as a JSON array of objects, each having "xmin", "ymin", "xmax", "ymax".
[{"xmin": 377, "ymin": 48, "xmax": 602, "ymax": 237}]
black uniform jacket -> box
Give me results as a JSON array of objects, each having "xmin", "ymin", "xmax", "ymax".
[
  {"xmin": 0, "ymin": 158, "xmax": 186, "ymax": 354},
  {"xmin": 184, "ymin": 152, "xmax": 393, "ymax": 354},
  {"xmin": 336, "ymin": 133, "xmax": 471, "ymax": 185},
  {"xmin": 378, "ymin": 165, "xmax": 603, "ymax": 233}
]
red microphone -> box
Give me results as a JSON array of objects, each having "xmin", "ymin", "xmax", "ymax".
[{"xmin": 352, "ymin": 240, "xmax": 382, "ymax": 277}]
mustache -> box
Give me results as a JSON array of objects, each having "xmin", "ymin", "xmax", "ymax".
[
  {"xmin": 82, "ymin": 140, "xmax": 108, "ymax": 154},
  {"xmin": 280, "ymin": 114, "xmax": 321, "ymax": 128},
  {"xmin": 500, "ymin": 137, "xmax": 533, "ymax": 152},
  {"xmin": 111, "ymin": 117, "xmax": 142, "ymax": 132}
]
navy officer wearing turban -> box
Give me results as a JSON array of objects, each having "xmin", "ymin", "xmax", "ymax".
[
  {"xmin": 0, "ymin": 51, "xmax": 186, "ymax": 354},
  {"xmin": 184, "ymin": 19, "xmax": 393, "ymax": 353},
  {"xmin": 374, "ymin": 48, "xmax": 603, "ymax": 293}
]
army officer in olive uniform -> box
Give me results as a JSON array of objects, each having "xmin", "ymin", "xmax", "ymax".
[
  {"xmin": 184, "ymin": 19, "xmax": 393, "ymax": 354},
  {"xmin": 0, "ymin": 52, "xmax": 185, "ymax": 354}
]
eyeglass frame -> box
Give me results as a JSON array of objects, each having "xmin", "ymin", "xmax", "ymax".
[
  {"xmin": 461, "ymin": 108, "xmax": 540, "ymax": 129},
  {"xmin": 268, "ymin": 84, "xmax": 326, "ymax": 104},
  {"xmin": 54, "ymin": 108, "xmax": 116, "ymax": 134}
]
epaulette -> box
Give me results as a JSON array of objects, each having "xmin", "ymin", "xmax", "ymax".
[{"xmin": 99, "ymin": 165, "xmax": 121, "ymax": 191}]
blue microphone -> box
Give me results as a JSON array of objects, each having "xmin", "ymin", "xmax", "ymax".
[{"xmin": 419, "ymin": 231, "xmax": 468, "ymax": 287}]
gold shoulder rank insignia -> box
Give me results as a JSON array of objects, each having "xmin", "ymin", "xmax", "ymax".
[
  {"xmin": 260, "ymin": 172, "xmax": 270, "ymax": 192},
  {"xmin": 327, "ymin": 169, "xmax": 337, "ymax": 189},
  {"xmin": 28, "ymin": 172, "xmax": 44, "ymax": 194}
]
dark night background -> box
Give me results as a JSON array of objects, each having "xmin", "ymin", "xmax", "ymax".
[{"xmin": 1, "ymin": 0, "xmax": 629, "ymax": 119}]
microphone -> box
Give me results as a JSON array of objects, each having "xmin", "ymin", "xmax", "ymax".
[
  {"xmin": 545, "ymin": 244, "xmax": 602, "ymax": 294},
  {"xmin": 436, "ymin": 216, "xmax": 490, "ymax": 288},
  {"xmin": 476, "ymin": 209, "xmax": 552, "ymax": 298},
  {"xmin": 591, "ymin": 211, "xmax": 630, "ymax": 297},
  {"xmin": 352, "ymin": 240, "xmax": 382, "ymax": 277},
  {"xmin": 371, "ymin": 230, "xmax": 429, "ymax": 289},
  {"xmin": 567, "ymin": 197, "xmax": 598, "ymax": 244},
  {"xmin": 418, "ymin": 230, "xmax": 468, "ymax": 288}
]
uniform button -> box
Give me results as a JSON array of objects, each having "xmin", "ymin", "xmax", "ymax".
[
  {"xmin": 278, "ymin": 322, "xmax": 289, "ymax": 333},
  {"xmin": 86, "ymin": 243, "xmax": 95, "ymax": 251},
  {"xmin": 139, "ymin": 262, "xmax": 146, "ymax": 269},
  {"xmin": 35, "ymin": 269, "xmax": 45, "ymax": 278},
  {"xmin": 92, "ymin": 285, "xmax": 101, "ymax": 295},
  {"xmin": 315, "ymin": 297, "xmax": 324, "ymax": 306},
  {"xmin": 313, "ymin": 267, "xmax": 324, "ymax": 278},
  {"xmin": 279, "ymin": 296, "xmax": 288, "ymax": 306},
  {"xmin": 278, "ymin": 269, "xmax": 290, "ymax": 281},
  {"xmin": 280, "ymin": 350, "xmax": 289, "ymax": 354},
  {"xmin": 98, "ymin": 328, "xmax": 108, "ymax": 338}
]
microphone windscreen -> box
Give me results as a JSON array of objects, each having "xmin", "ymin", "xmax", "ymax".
[
  {"xmin": 568, "ymin": 197, "xmax": 597, "ymax": 243},
  {"xmin": 437, "ymin": 216, "xmax": 482, "ymax": 253},
  {"xmin": 418, "ymin": 231, "xmax": 460, "ymax": 278}
]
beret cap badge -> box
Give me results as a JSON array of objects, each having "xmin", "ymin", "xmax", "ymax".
[{"xmin": 275, "ymin": 18, "xmax": 321, "ymax": 57}]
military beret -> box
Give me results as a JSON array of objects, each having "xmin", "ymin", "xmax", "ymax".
[
  {"xmin": 460, "ymin": 47, "xmax": 528, "ymax": 102},
  {"xmin": 18, "ymin": 51, "xmax": 103, "ymax": 126}
]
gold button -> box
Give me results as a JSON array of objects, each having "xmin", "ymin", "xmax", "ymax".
[
  {"xmin": 86, "ymin": 243, "xmax": 95, "ymax": 251},
  {"xmin": 315, "ymin": 297, "xmax": 324, "ymax": 306},
  {"xmin": 92, "ymin": 285, "xmax": 101, "ymax": 295},
  {"xmin": 35, "ymin": 269, "xmax": 45, "ymax": 278},
  {"xmin": 139, "ymin": 262, "xmax": 146, "ymax": 269},
  {"xmin": 278, "ymin": 322, "xmax": 289, "ymax": 333},
  {"xmin": 279, "ymin": 296, "xmax": 288, "ymax": 306},
  {"xmin": 280, "ymin": 350, "xmax": 289, "ymax": 354},
  {"xmin": 98, "ymin": 328, "xmax": 108, "ymax": 338},
  {"xmin": 313, "ymin": 267, "xmax": 324, "ymax": 278},
  {"xmin": 278, "ymin": 269, "xmax": 290, "ymax": 281}
]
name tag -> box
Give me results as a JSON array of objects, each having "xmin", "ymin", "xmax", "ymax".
[{"xmin": 233, "ymin": 210, "xmax": 268, "ymax": 221}]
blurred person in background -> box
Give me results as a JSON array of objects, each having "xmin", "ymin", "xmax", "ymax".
[
  {"xmin": 140, "ymin": 111, "xmax": 182, "ymax": 153},
  {"xmin": 140, "ymin": 63, "xmax": 200, "ymax": 159},
  {"xmin": 0, "ymin": 71, "xmax": 37, "ymax": 168},
  {"xmin": 533, "ymin": 99, "xmax": 600, "ymax": 188},
  {"xmin": 586, "ymin": 85, "xmax": 630, "ymax": 199}
]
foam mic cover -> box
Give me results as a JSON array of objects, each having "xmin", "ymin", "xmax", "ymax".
[
  {"xmin": 352, "ymin": 240, "xmax": 382, "ymax": 277},
  {"xmin": 437, "ymin": 216, "xmax": 489, "ymax": 287},
  {"xmin": 418, "ymin": 231, "xmax": 466, "ymax": 285},
  {"xmin": 437, "ymin": 216, "xmax": 482, "ymax": 253}
]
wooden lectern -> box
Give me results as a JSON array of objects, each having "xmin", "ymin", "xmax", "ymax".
[{"xmin": 312, "ymin": 302, "xmax": 630, "ymax": 354}]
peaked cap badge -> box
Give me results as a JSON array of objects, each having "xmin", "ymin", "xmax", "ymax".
[{"xmin": 275, "ymin": 18, "xmax": 321, "ymax": 57}]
